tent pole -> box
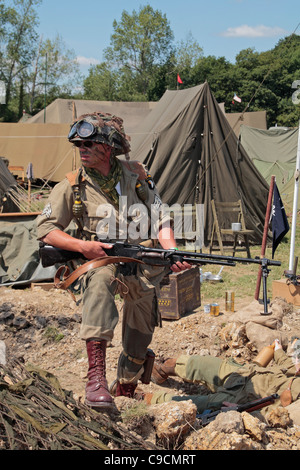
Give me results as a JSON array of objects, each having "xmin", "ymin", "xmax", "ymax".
[
  {"xmin": 289, "ymin": 121, "xmax": 300, "ymax": 271},
  {"xmin": 72, "ymin": 101, "xmax": 77, "ymax": 171},
  {"xmin": 254, "ymin": 175, "xmax": 275, "ymax": 301}
]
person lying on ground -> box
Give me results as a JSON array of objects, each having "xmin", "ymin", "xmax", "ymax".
[{"xmin": 142, "ymin": 339, "xmax": 300, "ymax": 416}]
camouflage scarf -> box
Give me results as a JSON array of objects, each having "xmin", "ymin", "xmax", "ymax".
[{"xmin": 85, "ymin": 157, "xmax": 123, "ymax": 206}]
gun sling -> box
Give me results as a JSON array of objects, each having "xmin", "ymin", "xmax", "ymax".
[{"xmin": 54, "ymin": 256, "xmax": 144, "ymax": 290}]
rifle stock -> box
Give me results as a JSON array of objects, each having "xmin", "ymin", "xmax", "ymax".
[
  {"xmin": 39, "ymin": 244, "xmax": 84, "ymax": 267},
  {"xmin": 197, "ymin": 393, "xmax": 279, "ymax": 426}
]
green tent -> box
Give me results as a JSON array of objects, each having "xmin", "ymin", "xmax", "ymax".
[
  {"xmin": 280, "ymin": 176, "xmax": 300, "ymax": 214},
  {"xmin": 240, "ymin": 125, "xmax": 298, "ymax": 191},
  {"xmin": 131, "ymin": 83, "xmax": 270, "ymax": 246}
]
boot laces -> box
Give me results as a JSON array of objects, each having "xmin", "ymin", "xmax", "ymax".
[{"xmin": 91, "ymin": 342, "xmax": 106, "ymax": 386}]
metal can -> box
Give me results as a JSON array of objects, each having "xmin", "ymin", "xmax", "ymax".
[
  {"xmin": 210, "ymin": 303, "xmax": 220, "ymax": 316},
  {"xmin": 204, "ymin": 304, "xmax": 211, "ymax": 314},
  {"xmin": 225, "ymin": 291, "xmax": 235, "ymax": 312}
]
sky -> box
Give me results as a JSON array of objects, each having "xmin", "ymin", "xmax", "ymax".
[{"xmin": 35, "ymin": 0, "xmax": 299, "ymax": 77}]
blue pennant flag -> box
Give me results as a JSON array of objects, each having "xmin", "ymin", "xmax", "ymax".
[{"xmin": 272, "ymin": 183, "xmax": 289, "ymax": 258}]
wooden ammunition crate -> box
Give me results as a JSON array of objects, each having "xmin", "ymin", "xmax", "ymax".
[{"xmin": 158, "ymin": 266, "xmax": 201, "ymax": 320}]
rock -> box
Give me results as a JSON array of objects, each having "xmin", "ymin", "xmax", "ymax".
[
  {"xmin": 183, "ymin": 428, "xmax": 264, "ymax": 450},
  {"xmin": 209, "ymin": 410, "xmax": 244, "ymax": 434},
  {"xmin": 266, "ymin": 429, "xmax": 299, "ymax": 450},
  {"xmin": 151, "ymin": 400, "xmax": 197, "ymax": 441},
  {"xmin": 12, "ymin": 316, "xmax": 30, "ymax": 329},
  {"xmin": 0, "ymin": 340, "xmax": 6, "ymax": 365},
  {"xmin": 266, "ymin": 407, "xmax": 293, "ymax": 428},
  {"xmin": 57, "ymin": 316, "xmax": 69, "ymax": 327},
  {"xmin": 35, "ymin": 316, "xmax": 48, "ymax": 328},
  {"xmin": 241, "ymin": 411, "xmax": 267, "ymax": 441},
  {"xmin": 286, "ymin": 399, "xmax": 300, "ymax": 426},
  {"xmin": 0, "ymin": 311, "xmax": 14, "ymax": 326},
  {"xmin": 218, "ymin": 322, "xmax": 246, "ymax": 347}
]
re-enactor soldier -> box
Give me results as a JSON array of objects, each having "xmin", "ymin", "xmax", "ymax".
[
  {"xmin": 36, "ymin": 112, "xmax": 190, "ymax": 409},
  {"xmin": 145, "ymin": 339, "xmax": 300, "ymax": 416}
]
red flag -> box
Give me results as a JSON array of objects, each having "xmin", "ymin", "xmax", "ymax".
[{"xmin": 177, "ymin": 74, "xmax": 183, "ymax": 84}]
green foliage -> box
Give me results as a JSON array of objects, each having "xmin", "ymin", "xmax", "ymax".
[
  {"xmin": 0, "ymin": 0, "xmax": 81, "ymax": 121},
  {"xmin": 44, "ymin": 326, "xmax": 64, "ymax": 343},
  {"xmin": 102, "ymin": 4, "xmax": 174, "ymax": 98}
]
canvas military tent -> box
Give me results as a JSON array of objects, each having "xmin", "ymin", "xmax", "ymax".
[
  {"xmin": 225, "ymin": 110, "xmax": 267, "ymax": 137},
  {"xmin": 26, "ymin": 98, "xmax": 156, "ymax": 133},
  {"xmin": 240, "ymin": 125, "xmax": 299, "ymax": 190},
  {"xmin": 0, "ymin": 123, "xmax": 79, "ymax": 182},
  {"xmin": 130, "ymin": 82, "xmax": 270, "ymax": 246},
  {"xmin": 280, "ymin": 175, "xmax": 300, "ymax": 214},
  {"xmin": 0, "ymin": 100, "xmax": 156, "ymax": 183}
]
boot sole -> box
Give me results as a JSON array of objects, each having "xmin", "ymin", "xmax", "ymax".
[{"xmin": 85, "ymin": 399, "xmax": 114, "ymax": 409}]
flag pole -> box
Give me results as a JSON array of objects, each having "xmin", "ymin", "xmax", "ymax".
[
  {"xmin": 254, "ymin": 175, "xmax": 275, "ymax": 301},
  {"xmin": 288, "ymin": 120, "xmax": 300, "ymax": 271}
]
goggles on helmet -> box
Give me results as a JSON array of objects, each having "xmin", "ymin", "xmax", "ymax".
[
  {"xmin": 68, "ymin": 120, "xmax": 97, "ymax": 140},
  {"xmin": 68, "ymin": 112, "xmax": 131, "ymax": 156}
]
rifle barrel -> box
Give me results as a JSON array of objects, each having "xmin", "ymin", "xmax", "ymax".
[{"xmin": 137, "ymin": 243, "xmax": 281, "ymax": 266}]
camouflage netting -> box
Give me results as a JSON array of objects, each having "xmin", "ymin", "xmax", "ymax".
[
  {"xmin": 0, "ymin": 359, "xmax": 157, "ymax": 451},
  {"xmin": 69, "ymin": 112, "xmax": 131, "ymax": 156}
]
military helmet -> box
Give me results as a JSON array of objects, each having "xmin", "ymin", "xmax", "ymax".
[{"xmin": 68, "ymin": 112, "xmax": 131, "ymax": 156}]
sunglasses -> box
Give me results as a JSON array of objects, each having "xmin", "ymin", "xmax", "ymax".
[{"xmin": 73, "ymin": 141, "xmax": 96, "ymax": 148}]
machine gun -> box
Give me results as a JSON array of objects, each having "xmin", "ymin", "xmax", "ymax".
[
  {"xmin": 284, "ymin": 256, "xmax": 299, "ymax": 286},
  {"xmin": 197, "ymin": 393, "xmax": 279, "ymax": 426},
  {"xmin": 39, "ymin": 241, "xmax": 281, "ymax": 314}
]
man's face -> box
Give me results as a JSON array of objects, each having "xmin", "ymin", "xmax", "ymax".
[{"xmin": 76, "ymin": 141, "xmax": 112, "ymax": 169}]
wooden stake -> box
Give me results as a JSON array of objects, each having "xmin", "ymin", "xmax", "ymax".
[{"xmin": 254, "ymin": 175, "xmax": 275, "ymax": 300}]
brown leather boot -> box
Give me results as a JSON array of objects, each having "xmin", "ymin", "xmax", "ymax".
[
  {"xmin": 85, "ymin": 339, "xmax": 113, "ymax": 408},
  {"xmin": 113, "ymin": 381, "xmax": 137, "ymax": 398},
  {"xmin": 151, "ymin": 358, "xmax": 177, "ymax": 384}
]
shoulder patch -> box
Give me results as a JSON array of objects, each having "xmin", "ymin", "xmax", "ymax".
[{"xmin": 41, "ymin": 202, "xmax": 52, "ymax": 218}]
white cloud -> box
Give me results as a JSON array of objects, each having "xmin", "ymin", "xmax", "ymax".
[
  {"xmin": 76, "ymin": 56, "xmax": 100, "ymax": 66},
  {"xmin": 221, "ymin": 25, "xmax": 287, "ymax": 38}
]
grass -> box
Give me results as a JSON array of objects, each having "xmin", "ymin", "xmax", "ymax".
[
  {"xmin": 186, "ymin": 215, "xmax": 299, "ymax": 306},
  {"xmin": 43, "ymin": 326, "xmax": 65, "ymax": 343},
  {"xmin": 120, "ymin": 402, "xmax": 150, "ymax": 424}
]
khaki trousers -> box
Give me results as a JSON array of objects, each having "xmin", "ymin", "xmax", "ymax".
[
  {"xmin": 80, "ymin": 263, "xmax": 167, "ymax": 383},
  {"xmin": 150, "ymin": 355, "xmax": 243, "ymax": 412}
]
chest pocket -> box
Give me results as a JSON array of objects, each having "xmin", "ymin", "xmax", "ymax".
[{"xmin": 83, "ymin": 197, "xmax": 127, "ymax": 241}]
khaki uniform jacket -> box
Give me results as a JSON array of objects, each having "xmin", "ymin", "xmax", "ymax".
[
  {"xmin": 219, "ymin": 349, "xmax": 300, "ymax": 411},
  {"xmin": 36, "ymin": 160, "xmax": 169, "ymax": 243}
]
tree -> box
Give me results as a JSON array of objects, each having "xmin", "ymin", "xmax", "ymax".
[
  {"xmin": 175, "ymin": 32, "xmax": 203, "ymax": 71},
  {"xmin": 0, "ymin": 0, "xmax": 82, "ymax": 121},
  {"xmin": 1, "ymin": 0, "xmax": 41, "ymax": 114},
  {"xmin": 104, "ymin": 5, "xmax": 174, "ymax": 97},
  {"xmin": 232, "ymin": 35, "xmax": 300, "ymax": 126},
  {"xmin": 27, "ymin": 34, "xmax": 81, "ymax": 115},
  {"xmin": 83, "ymin": 63, "xmax": 119, "ymax": 101}
]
